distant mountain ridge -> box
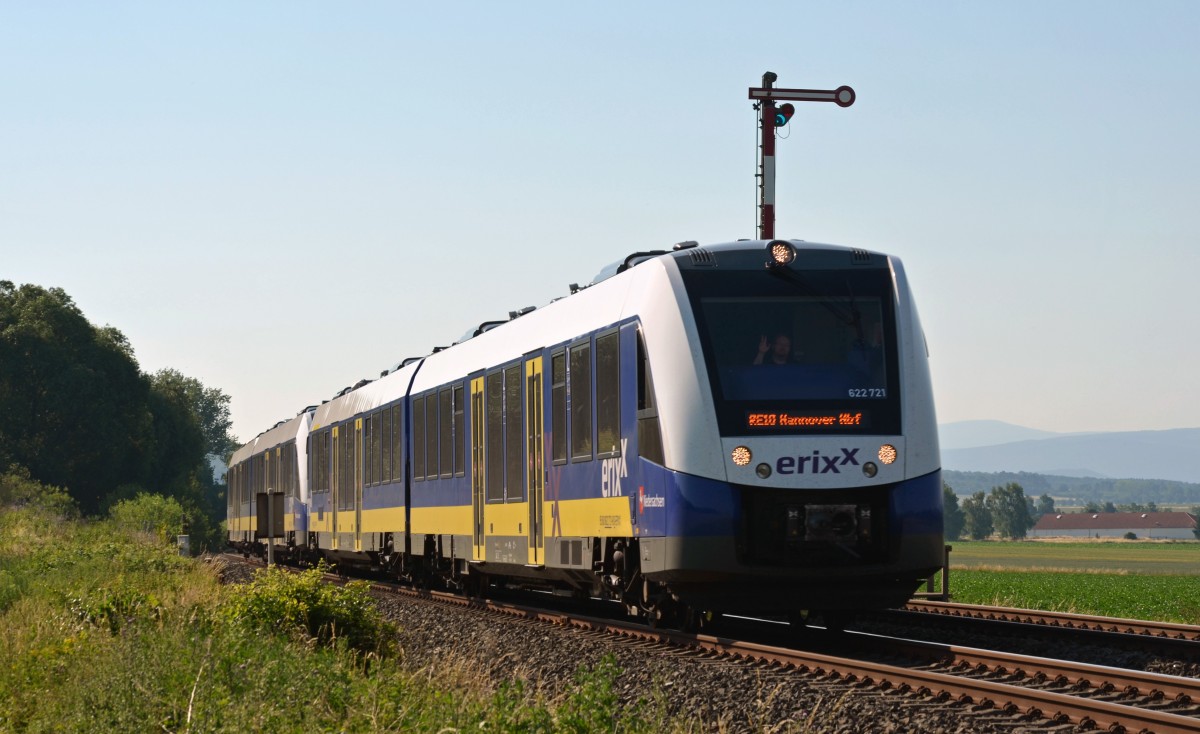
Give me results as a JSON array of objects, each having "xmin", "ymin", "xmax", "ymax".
[{"xmin": 938, "ymin": 421, "xmax": 1200, "ymax": 484}]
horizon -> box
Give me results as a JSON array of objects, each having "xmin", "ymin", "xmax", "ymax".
[{"xmin": 4, "ymin": 3, "xmax": 1198, "ymax": 443}]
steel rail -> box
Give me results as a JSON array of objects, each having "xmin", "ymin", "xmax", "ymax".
[
  {"xmin": 851, "ymin": 629, "xmax": 1200, "ymax": 707},
  {"xmin": 907, "ymin": 600, "xmax": 1200, "ymax": 641},
  {"xmin": 701, "ymin": 635, "xmax": 1200, "ymax": 734}
]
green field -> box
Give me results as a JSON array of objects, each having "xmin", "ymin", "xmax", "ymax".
[
  {"xmin": 934, "ymin": 541, "xmax": 1200, "ymax": 623},
  {"xmin": 948, "ymin": 540, "xmax": 1200, "ymax": 574}
]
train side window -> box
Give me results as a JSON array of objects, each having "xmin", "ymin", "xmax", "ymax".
[
  {"xmin": 312, "ymin": 434, "xmax": 320, "ymax": 494},
  {"xmin": 413, "ymin": 396, "xmax": 426, "ymax": 481},
  {"xmin": 285, "ymin": 442, "xmax": 295, "ymax": 498},
  {"xmin": 595, "ymin": 331, "xmax": 620, "ymax": 457},
  {"xmin": 371, "ymin": 411, "xmax": 382, "ymax": 486},
  {"xmin": 391, "ymin": 404, "xmax": 403, "ymax": 482},
  {"xmin": 439, "ymin": 388, "xmax": 453, "ymax": 479},
  {"xmin": 425, "ymin": 394, "xmax": 438, "ymax": 480},
  {"xmin": 315, "ymin": 431, "xmax": 324, "ymax": 493},
  {"xmin": 486, "ymin": 371, "xmax": 504, "ymax": 501},
  {"xmin": 453, "ymin": 383, "xmax": 465, "ymax": 477},
  {"xmin": 504, "ymin": 364, "xmax": 523, "ymax": 501},
  {"xmin": 636, "ymin": 330, "xmax": 665, "ymax": 465},
  {"xmin": 323, "ymin": 429, "xmax": 331, "ymax": 493},
  {"xmin": 363, "ymin": 416, "xmax": 374, "ymax": 487},
  {"xmin": 382, "ymin": 407, "xmax": 392, "ymax": 483},
  {"xmin": 551, "ymin": 350, "xmax": 567, "ymax": 465},
  {"xmin": 570, "ymin": 341, "xmax": 593, "ymax": 461}
]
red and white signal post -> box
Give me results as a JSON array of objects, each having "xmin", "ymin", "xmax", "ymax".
[{"xmin": 749, "ymin": 72, "xmax": 856, "ymax": 239}]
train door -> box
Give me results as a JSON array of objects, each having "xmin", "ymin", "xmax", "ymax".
[
  {"xmin": 331, "ymin": 425, "xmax": 340, "ymax": 550},
  {"xmin": 470, "ymin": 376, "xmax": 485, "ymax": 560},
  {"xmin": 354, "ymin": 417, "xmax": 363, "ymax": 551},
  {"xmin": 526, "ymin": 356, "xmax": 545, "ymax": 565}
]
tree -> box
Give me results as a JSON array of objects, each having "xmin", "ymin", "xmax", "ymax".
[
  {"xmin": 961, "ymin": 491, "xmax": 992, "ymax": 540},
  {"xmin": 1191, "ymin": 507, "xmax": 1200, "ymax": 540},
  {"xmin": 943, "ymin": 481, "xmax": 964, "ymax": 541},
  {"xmin": 1102, "ymin": 501, "xmax": 1117, "ymax": 513},
  {"xmin": 151, "ymin": 368, "xmax": 239, "ymax": 460},
  {"xmin": 986, "ymin": 483, "xmax": 1031, "ymax": 539},
  {"xmin": 1036, "ymin": 494, "xmax": 1055, "ymax": 516},
  {"xmin": 1, "ymin": 281, "xmax": 236, "ymax": 548},
  {"xmin": 0, "ymin": 281, "xmax": 155, "ymax": 513},
  {"xmin": 143, "ymin": 370, "xmax": 235, "ymax": 553}
]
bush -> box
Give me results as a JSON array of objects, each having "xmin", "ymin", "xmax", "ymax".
[
  {"xmin": 0, "ymin": 465, "xmax": 76, "ymax": 518},
  {"xmin": 219, "ymin": 563, "xmax": 396, "ymax": 655},
  {"xmin": 108, "ymin": 493, "xmax": 184, "ymax": 544},
  {"xmin": 1123, "ymin": 531, "xmax": 1138, "ymax": 540}
]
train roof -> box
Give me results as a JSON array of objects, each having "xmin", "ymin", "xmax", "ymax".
[
  {"xmin": 311, "ymin": 359, "xmax": 421, "ymax": 430},
  {"xmin": 229, "ymin": 409, "xmax": 313, "ymax": 467},
  {"xmin": 240, "ymin": 238, "xmax": 898, "ymax": 441}
]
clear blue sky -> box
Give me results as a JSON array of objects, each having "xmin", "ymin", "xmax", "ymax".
[{"xmin": 4, "ymin": 2, "xmax": 1198, "ymax": 444}]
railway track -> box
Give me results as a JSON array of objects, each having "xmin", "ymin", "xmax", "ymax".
[
  {"xmin": 906, "ymin": 600, "xmax": 1200, "ymax": 641},
  {"xmin": 873, "ymin": 601, "xmax": 1200, "ymax": 663},
  {"xmin": 224, "ymin": 555, "xmax": 1200, "ymax": 731},
  {"xmin": 387, "ymin": 582, "xmax": 1200, "ymax": 732}
]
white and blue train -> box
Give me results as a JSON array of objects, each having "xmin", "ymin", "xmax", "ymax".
[{"xmin": 228, "ymin": 239, "xmax": 943, "ymax": 625}]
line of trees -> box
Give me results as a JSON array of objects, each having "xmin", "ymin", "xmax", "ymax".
[
  {"xmin": 944, "ymin": 470, "xmax": 1200, "ymax": 506},
  {"xmin": 0, "ymin": 280, "xmax": 236, "ymax": 551},
  {"xmin": 943, "ymin": 480, "xmax": 1054, "ymax": 541}
]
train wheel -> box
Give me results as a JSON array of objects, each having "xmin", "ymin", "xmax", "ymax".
[
  {"xmin": 787, "ymin": 610, "xmax": 811, "ymax": 629},
  {"xmin": 819, "ymin": 610, "xmax": 853, "ymax": 633}
]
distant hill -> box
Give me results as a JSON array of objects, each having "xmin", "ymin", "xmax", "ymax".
[
  {"xmin": 939, "ymin": 420, "xmax": 1067, "ymax": 450},
  {"xmin": 938, "ymin": 422, "xmax": 1200, "ymax": 485}
]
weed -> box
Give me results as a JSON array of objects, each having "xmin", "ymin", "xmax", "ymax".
[{"xmin": 218, "ymin": 562, "xmax": 397, "ymax": 655}]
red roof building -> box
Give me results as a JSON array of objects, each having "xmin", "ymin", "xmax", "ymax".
[{"xmin": 1030, "ymin": 511, "xmax": 1198, "ymax": 539}]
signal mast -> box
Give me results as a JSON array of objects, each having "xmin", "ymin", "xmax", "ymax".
[{"xmin": 749, "ymin": 71, "xmax": 856, "ymax": 239}]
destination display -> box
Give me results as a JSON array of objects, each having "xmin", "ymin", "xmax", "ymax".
[{"xmin": 746, "ymin": 410, "xmax": 868, "ymax": 430}]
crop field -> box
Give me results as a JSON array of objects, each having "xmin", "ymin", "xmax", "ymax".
[
  {"xmin": 935, "ymin": 541, "xmax": 1200, "ymax": 623},
  {"xmin": 947, "ymin": 540, "xmax": 1200, "ymax": 574}
]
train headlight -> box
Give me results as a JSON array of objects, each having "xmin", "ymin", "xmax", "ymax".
[
  {"xmin": 755, "ymin": 463, "xmax": 772, "ymax": 478},
  {"xmin": 731, "ymin": 446, "xmax": 752, "ymax": 466},
  {"xmin": 767, "ymin": 240, "xmax": 795, "ymax": 266},
  {"xmin": 862, "ymin": 462, "xmax": 878, "ymax": 478},
  {"xmin": 878, "ymin": 444, "xmax": 897, "ymax": 465}
]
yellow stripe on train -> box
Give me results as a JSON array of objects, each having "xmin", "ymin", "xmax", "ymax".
[
  {"xmin": 550, "ymin": 495, "xmax": 633, "ymax": 537},
  {"xmin": 411, "ymin": 505, "xmax": 472, "ymax": 536},
  {"xmin": 360, "ymin": 506, "xmax": 407, "ymax": 534}
]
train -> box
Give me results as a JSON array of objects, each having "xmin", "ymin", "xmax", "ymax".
[{"xmin": 228, "ymin": 238, "xmax": 943, "ymax": 627}]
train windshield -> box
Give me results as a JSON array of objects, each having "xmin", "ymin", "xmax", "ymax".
[{"xmin": 681, "ymin": 266, "xmax": 901, "ymax": 435}]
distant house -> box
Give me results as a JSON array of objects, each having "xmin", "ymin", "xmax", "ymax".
[{"xmin": 1030, "ymin": 511, "xmax": 1198, "ymax": 540}]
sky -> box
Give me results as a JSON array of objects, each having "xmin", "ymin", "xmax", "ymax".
[{"xmin": 3, "ymin": 2, "xmax": 1198, "ymax": 445}]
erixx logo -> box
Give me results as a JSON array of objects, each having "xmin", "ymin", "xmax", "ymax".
[{"xmin": 775, "ymin": 448, "xmax": 860, "ymax": 475}]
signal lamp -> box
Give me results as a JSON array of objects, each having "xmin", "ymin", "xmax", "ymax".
[
  {"xmin": 768, "ymin": 240, "xmax": 795, "ymax": 266},
  {"xmin": 731, "ymin": 446, "xmax": 752, "ymax": 466},
  {"xmin": 878, "ymin": 444, "xmax": 897, "ymax": 465},
  {"xmin": 774, "ymin": 103, "xmax": 796, "ymax": 127}
]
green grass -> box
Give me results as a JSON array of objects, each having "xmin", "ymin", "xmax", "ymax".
[
  {"xmin": 0, "ymin": 502, "xmax": 685, "ymax": 733},
  {"xmin": 930, "ymin": 541, "xmax": 1200, "ymax": 623},
  {"xmin": 948, "ymin": 569, "xmax": 1200, "ymax": 623},
  {"xmin": 948, "ymin": 540, "xmax": 1200, "ymax": 574}
]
